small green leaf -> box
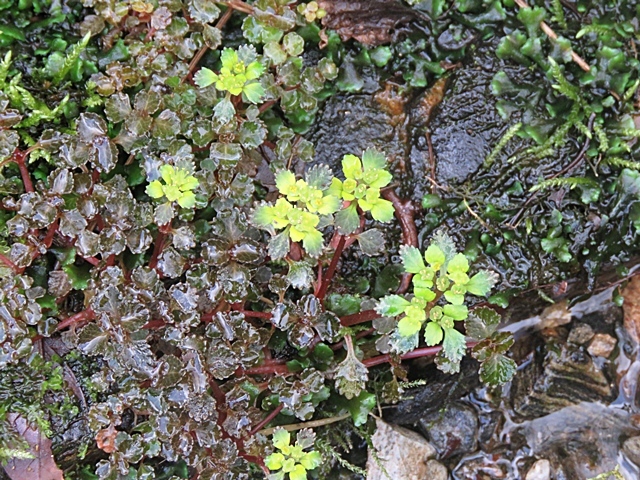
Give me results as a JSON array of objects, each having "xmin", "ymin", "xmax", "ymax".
[
  {"xmin": 214, "ymin": 97, "xmax": 235, "ymax": 123},
  {"xmin": 398, "ymin": 315, "xmax": 422, "ymax": 337},
  {"xmin": 400, "ymin": 245, "xmax": 425, "ymax": 273},
  {"xmin": 334, "ymin": 203, "xmax": 360, "ymax": 234},
  {"xmin": 447, "ymin": 253, "xmax": 469, "ymax": 274},
  {"xmin": 424, "ymin": 321, "xmax": 443, "ymax": 346},
  {"xmin": 370, "ymin": 198, "xmax": 394, "ymax": 223},
  {"xmin": 443, "ymin": 304, "xmax": 468, "ymax": 321},
  {"xmin": 442, "ymin": 327, "xmax": 466, "ymax": 364},
  {"xmin": 146, "ymin": 181, "xmax": 164, "ymax": 198},
  {"xmin": 194, "ymin": 67, "xmax": 218, "ymax": 88},
  {"xmin": 356, "ymin": 229, "xmax": 385, "ymax": 256},
  {"xmin": 301, "ymin": 229, "xmax": 323, "ymax": 257},
  {"xmin": 269, "ymin": 230, "xmax": 291, "ymax": 260},
  {"xmin": 424, "ymin": 244, "xmax": 445, "ymax": 269},
  {"xmin": 464, "ymin": 307, "xmax": 501, "ymax": 340},
  {"xmin": 243, "ymin": 81, "xmax": 265, "ymax": 104},
  {"xmin": 478, "ymin": 353, "xmax": 517, "ymax": 385},
  {"xmin": 376, "ymin": 295, "xmax": 410, "ymax": 316},
  {"xmin": 265, "ymin": 452, "xmax": 285, "ymax": 470},
  {"xmin": 466, "ymin": 271, "xmax": 498, "ymax": 296}
]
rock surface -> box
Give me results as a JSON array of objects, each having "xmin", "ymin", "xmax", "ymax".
[
  {"xmin": 623, "ymin": 435, "xmax": 640, "ymax": 466},
  {"xmin": 587, "ymin": 333, "xmax": 617, "ymax": 358},
  {"xmin": 366, "ymin": 418, "xmax": 436, "ymax": 480},
  {"xmin": 425, "ymin": 459, "xmax": 448, "ymax": 480},
  {"xmin": 419, "ymin": 402, "xmax": 478, "ymax": 458},
  {"xmin": 525, "ymin": 459, "xmax": 551, "ymax": 480}
]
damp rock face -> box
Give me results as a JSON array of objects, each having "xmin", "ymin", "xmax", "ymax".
[
  {"xmin": 429, "ymin": 42, "xmax": 534, "ymax": 185},
  {"xmin": 509, "ymin": 339, "xmax": 616, "ymax": 419},
  {"xmin": 522, "ymin": 402, "xmax": 638, "ymax": 479}
]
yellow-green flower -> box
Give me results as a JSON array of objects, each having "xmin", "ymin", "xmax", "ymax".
[
  {"xmin": 146, "ymin": 165, "xmax": 199, "ymax": 208},
  {"xmin": 265, "ymin": 428, "xmax": 322, "ymax": 480}
]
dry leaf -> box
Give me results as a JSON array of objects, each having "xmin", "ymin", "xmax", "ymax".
[
  {"xmin": 96, "ymin": 424, "xmax": 117, "ymax": 453},
  {"xmin": 3, "ymin": 414, "xmax": 64, "ymax": 480}
]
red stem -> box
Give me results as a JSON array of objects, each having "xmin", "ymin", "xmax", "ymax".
[
  {"xmin": 55, "ymin": 308, "xmax": 96, "ymax": 331},
  {"xmin": 340, "ymin": 309, "xmax": 380, "ymax": 327},
  {"xmin": 249, "ymin": 404, "xmax": 284, "ymax": 435},
  {"xmin": 240, "ymin": 364, "xmax": 290, "ymax": 375},
  {"xmin": 317, "ymin": 235, "xmax": 346, "ymax": 301},
  {"xmin": 382, "ymin": 189, "xmax": 418, "ymax": 294},
  {"xmin": 239, "ymin": 310, "xmax": 272, "ymax": 319},
  {"xmin": 12, "ymin": 149, "xmax": 34, "ymax": 193},
  {"xmin": 363, "ymin": 341, "xmax": 478, "ymax": 368},
  {"xmin": 149, "ymin": 229, "xmax": 167, "ymax": 270}
]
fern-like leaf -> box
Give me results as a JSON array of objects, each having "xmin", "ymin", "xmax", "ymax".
[
  {"xmin": 0, "ymin": 51, "xmax": 11, "ymax": 90},
  {"xmin": 52, "ymin": 32, "xmax": 91, "ymax": 86},
  {"xmin": 530, "ymin": 176, "xmax": 598, "ymax": 193},
  {"xmin": 602, "ymin": 157, "xmax": 640, "ymax": 171},
  {"xmin": 484, "ymin": 122, "xmax": 522, "ymax": 168}
]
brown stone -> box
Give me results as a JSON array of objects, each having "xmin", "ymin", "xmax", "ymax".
[
  {"xmin": 587, "ymin": 333, "xmax": 617, "ymax": 358},
  {"xmin": 367, "ymin": 418, "xmax": 436, "ymax": 480}
]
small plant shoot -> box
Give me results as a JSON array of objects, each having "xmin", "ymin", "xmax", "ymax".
[{"xmin": 265, "ymin": 428, "xmax": 322, "ymax": 480}]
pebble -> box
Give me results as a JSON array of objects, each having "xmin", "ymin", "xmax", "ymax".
[
  {"xmin": 366, "ymin": 418, "xmax": 437, "ymax": 480},
  {"xmin": 567, "ymin": 323, "xmax": 595, "ymax": 345},
  {"xmin": 623, "ymin": 436, "xmax": 640, "ymax": 466},
  {"xmin": 525, "ymin": 459, "xmax": 551, "ymax": 480},
  {"xmin": 424, "ymin": 459, "xmax": 448, "ymax": 480},
  {"xmin": 419, "ymin": 402, "xmax": 478, "ymax": 458},
  {"xmin": 587, "ymin": 333, "xmax": 617, "ymax": 358}
]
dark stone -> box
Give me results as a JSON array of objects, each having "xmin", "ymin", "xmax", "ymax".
[
  {"xmin": 418, "ymin": 402, "xmax": 479, "ymax": 459},
  {"xmin": 383, "ymin": 358, "xmax": 480, "ymax": 426}
]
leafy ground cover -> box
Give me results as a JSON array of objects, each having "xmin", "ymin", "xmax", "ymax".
[{"xmin": 1, "ymin": 0, "xmax": 640, "ymax": 478}]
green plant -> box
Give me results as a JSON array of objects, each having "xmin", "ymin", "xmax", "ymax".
[
  {"xmin": 146, "ymin": 165, "xmax": 199, "ymax": 208},
  {"xmin": 376, "ymin": 232, "xmax": 516, "ymax": 382},
  {"xmin": 329, "ymin": 150, "xmax": 394, "ymax": 234},
  {"xmin": 195, "ymin": 46, "xmax": 265, "ymax": 122},
  {"xmin": 265, "ymin": 428, "xmax": 322, "ymax": 480}
]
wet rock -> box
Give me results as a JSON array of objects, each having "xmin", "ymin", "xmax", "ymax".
[
  {"xmin": 623, "ymin": 436, "xmax": 640, "ymax": 466},
  {"xmin": 587, "ymin": 333, "xmax": 617, "ymax": 358},
  {"xmin": 510, "ymin": 339, "xmax": 616, "ymax": 419},
  {"xmin": 366, "ymin": 418, "xmax": 436, "ymax": 480},
  {"xmin": 385, "ymin": 358, "xmax": 479, "ymax": 426},
  {"xmin": 310, "ymin": 94, "xmax": 408, "ymax": 170},
  {"xmin": 319, "ymin": 0, "xmax": 418, "ymax": 46},
  {"xmin": 425, "ymin": 459, "xmax": 448, "ymax": 480},
  {"xmin": 419, "ymin": 402, "xmax": 478, "ymax": 459},
  {"xmin": 452, "ymin": 449, "xmax": 516, "ymax": 479},
  {"xmin": 525, "ymin": 459, "xmax": 551, "ymax": 480},
  {"xmin": 523, "ymin": 402, "xmax": 637, "ymax": 478},
  {"xmin": 567, "ymin": 322, "xmax": 595, "ymax": 345},
  {"xmin": 429, "ymin": 43, "xmax": 533, "ymax": 185},
  {"xmin": 538, "ymin": 301, "xmax": 572, "ymax": 330}
]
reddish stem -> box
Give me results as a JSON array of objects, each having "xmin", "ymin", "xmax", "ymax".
[
  {"xmin": 31, "ymin": 219, "xmax": 59, "ymax": 264},
  {"xmin": 55, "ymin": 308, "xmax": 96, "ymax": 331},
  {"xmin": 239, "ymin": 310, "xmax": 272, "ymax": 319},
  {"xmin": 13, "ymin": 150, "xmax": 34, "ymax": 193},
  {"xmin": 142, "ymin": 319, "xmax": 166, "ymax": 329},
  {"xmin": 240, "ymin": 364, "xmax": 290, "ymax": 376},
  {"xmin": 382, "ymin": 189, "xmax": 418, "ymax": 294},
  {"xmin": 149, "ymin": 229, "xmax": 167, "ymax": 270},
  {"xmin": 317, "ymin": 235, "xmax": 346, "ymax": 301},
  {"xmin": 363, "ymin": 341, "xmax": 478, "ymax": 368},
  {"xmin": 249, "ymin": 404, "xmax": 284, "ymax": 435},
  {"xmin": 331, "ymin": 328, "xmax": 376, "ymax": 351},
  {"xmin": 340, "ymin": 309, "xmax": 380, "ymax": 327}
]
